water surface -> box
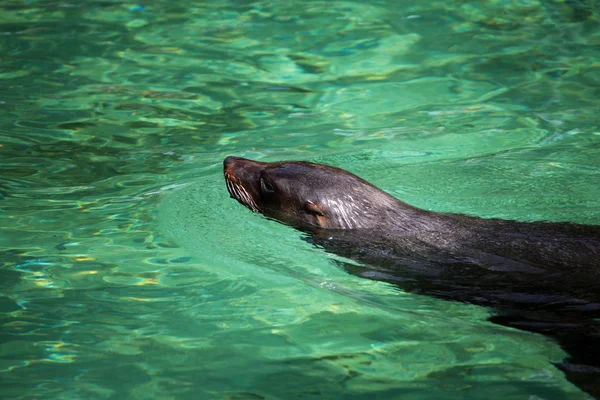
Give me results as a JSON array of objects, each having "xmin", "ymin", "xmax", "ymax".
[{"xmin": 1, "ymin": 0, "xmax": 599, "ymax": 399}]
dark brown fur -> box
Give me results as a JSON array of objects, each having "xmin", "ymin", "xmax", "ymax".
[{"xmin": 224, "ymin": 156, "xmax": 600, "ymax": 398}]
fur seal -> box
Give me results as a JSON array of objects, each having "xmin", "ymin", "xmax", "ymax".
[{"xmin": 223, "ymin": 155, "xmax": 600, "ymax": 398}]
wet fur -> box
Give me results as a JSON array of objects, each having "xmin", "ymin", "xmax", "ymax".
[{"xmin": 224, "ymin": 156, "xmax": 600, "ymax": 398}]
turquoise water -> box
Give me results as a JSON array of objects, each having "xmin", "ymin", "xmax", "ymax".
[{"xmin": 1, "ymin": 0, "xmax": 599, "ymax": 399}]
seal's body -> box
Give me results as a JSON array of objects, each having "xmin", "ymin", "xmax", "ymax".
[{"xmin": 223, "ymin": 156, "xmax": 600, "ymax": 397}]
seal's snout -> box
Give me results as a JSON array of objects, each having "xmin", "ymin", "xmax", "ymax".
[
  {"xmin": 223, "ymin": 156, "xmax": 261, "ymax": 213},
  {"xmin": 223, "ymin": 156, "xmax": 241, "ymax": 169}
]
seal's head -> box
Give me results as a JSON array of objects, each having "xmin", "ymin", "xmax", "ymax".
[{"xmin": 223, "ymin": 156, "xmax": 403, "ymax": 230}]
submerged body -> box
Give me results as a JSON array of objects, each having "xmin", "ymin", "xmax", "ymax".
[{"xmin": 223, "ymin": 156, "xmax": 600, "ymax": 398}]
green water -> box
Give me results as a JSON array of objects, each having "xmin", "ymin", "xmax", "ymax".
[{"xmin": 1, "ymin": 0, "xmax": 599, "ymax": 399}]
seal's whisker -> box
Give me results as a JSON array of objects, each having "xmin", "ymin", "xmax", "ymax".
[
  {"xmin": 237, "ymin": 185, "xmax": 258, "ymax": 212},
  {"xmin": 224, "ymin": 174, "xmax": 259, "ymax": 213},
  {"xmin": 226, "ymin": 179, "xmax": 236, "ymax": 197}
]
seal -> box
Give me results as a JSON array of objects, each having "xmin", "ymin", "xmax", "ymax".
[{"xmin": 223, "ymin": 155, "xmax": 600, "ymax": 397}]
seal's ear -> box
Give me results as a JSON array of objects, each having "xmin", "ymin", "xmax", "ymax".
[{"xmin": 304, "ymin": 201, "xmax": 325, "ymax": 216}]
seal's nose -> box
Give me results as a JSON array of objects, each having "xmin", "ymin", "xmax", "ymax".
[{"xmin": 223, "ymin": 156, "xmax": 240, "ymax": 169}]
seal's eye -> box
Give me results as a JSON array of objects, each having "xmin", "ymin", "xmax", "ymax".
[{"xmin": 260, "ymin": 177, "xmax": 276, "ymax": 193}]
